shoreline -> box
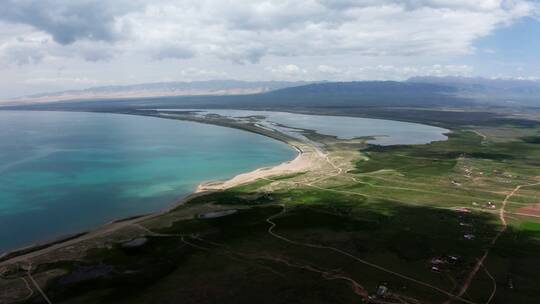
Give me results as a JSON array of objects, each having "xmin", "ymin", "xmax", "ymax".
[
  {"xmin": 196, "ymin": 142, "xmax": 322, "ymax": 192},
  {"xmin": 0, "ymin": 114, "xmax": 321, "ymax": 265},
  {"xmin": 0, "ymin": 190, "xmax": 210, "ymax": 265}
]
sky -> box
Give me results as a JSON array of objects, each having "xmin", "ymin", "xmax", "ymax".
[{"xmin": 0, "ymin": 0, "xmax": 539, "ymax": 98}]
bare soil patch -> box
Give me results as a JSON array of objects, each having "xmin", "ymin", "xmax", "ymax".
[{"xmin": 516, "ymin": 203, "xmax": 540, "ymax": 217}]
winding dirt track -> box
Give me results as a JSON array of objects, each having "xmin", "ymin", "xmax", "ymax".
[
  {"xmin": 256, "ymin": 149, "xmax": 539, "ymax": 304},
  {"xmin": 25, "ymin": 263, "xmax": 52, "ymax": 304},
  {"xmin": 445, "ymin": 181, "xmax": 540, "ymax": 304},
  {"xmin": 265, "ymin": 205, "xmax": 477, "ymax": 304},
  {"xmin": 138, "ymin": 223, "xmax": 372, "ymax": 300},
  {"xmin": 481, "ymin": 264, "xmax": 497, "ymax": 304},
  {"xmin": 19, "ymin": 277, "xmax": 34, "ymax": 302}
]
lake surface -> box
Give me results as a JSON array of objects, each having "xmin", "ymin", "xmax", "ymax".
[
  {"xmin": 0, "ymin": 111, "xmax": 295, "ymax": 252},
  {"xmin": 158, "ymin": 109, "xmax": 449, "ymax": 145}
]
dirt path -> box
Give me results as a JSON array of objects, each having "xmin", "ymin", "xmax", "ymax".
[
  {"xmin": 350, "ymin": 177, "xmax": 505, "ymax": 201},
  {"xmin": 356, "ymin": 174, "xmax": 537, "ymax": 201},
  {"xmin": 266, "ymin": 205, "xmax": 477, "ymax": 304},
  {"xmin": 274, "ymin": 154, "xmax": 518, "ymax": 210},
  {"xmin": 305, "ymin": 153, "xmax": 343, "ymax": 185},
  {"xmin": 25, "ymin": 263, "xmax": 52, "ymax": 304},
  {"xmin": 140, "ymin": 223, "xmax": 371, "ymax": 300},
  {"xmin": 445, "ymin": 181, "xmax": 540, "ymax": 304},
  {"xmin": 261, "ymin": 151, "xmax": 537, "ymax": 304},
  {"xmin": 20, "ymin": 277, "xmax": 34, "ymax": 302},
  {"xmin": 471, "ymin": 130, "xmax": 488, "ymax": 145},
  {"xmin": 481, "ymin": 264, "xmax": 497, "ymax": 304}
]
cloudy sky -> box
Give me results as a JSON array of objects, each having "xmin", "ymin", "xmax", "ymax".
[{"xmin": 0, "ymin": 0, "xmax": 539, "ymax": 98}]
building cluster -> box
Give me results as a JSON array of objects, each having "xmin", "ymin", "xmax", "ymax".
[{"xmin": 429, "ymin": 254, "xmax": 460, "ymax": 273}]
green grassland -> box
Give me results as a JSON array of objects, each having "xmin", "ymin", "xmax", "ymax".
[{"xmin": 5, "ymin": 121, "xmax": 540, "ymax": 304}]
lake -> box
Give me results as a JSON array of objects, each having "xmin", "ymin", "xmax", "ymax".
[
  {"xmin": 157, "ymin": 109, "xmax": 449, "ymax": 145},
  {"xmin": 0, "ymin": 111, "xmax": 296, "ymax": 252}
]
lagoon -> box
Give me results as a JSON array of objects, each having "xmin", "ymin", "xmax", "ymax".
[{"xmin": 158, "ymin": 109, "xmax": 449, "ymax": 145}]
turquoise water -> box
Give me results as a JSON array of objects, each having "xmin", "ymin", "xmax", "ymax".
[
  {"xmin": 0, "ymin": 111, "xmax": 295, "ymax": 252},
  {"xmin": 158, "ymin": 109, "xmax": 449, "ymax": 145}
]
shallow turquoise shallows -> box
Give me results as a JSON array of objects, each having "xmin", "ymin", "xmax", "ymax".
[{"xmin": 0, "ymin": 111, "xmax": 296, "ymax": 252}]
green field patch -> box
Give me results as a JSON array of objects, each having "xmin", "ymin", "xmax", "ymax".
[
  {"xmin": 276, "ymin": 188, "xmax": 368, "ymax": 208},
  {"xmin": 230, "ymin": 178, "xmax": 275, "ymax": 192},
  {"xmin": 356, "ymin": 153, "xmax": 457, "ymax": 177},
  {"xmin": 269, "ymin": 172, "xmax": 307, "ymax": 180},
  {"xmin": 520, "ymin": 221, "xmax": 540, "ymax": 236}
]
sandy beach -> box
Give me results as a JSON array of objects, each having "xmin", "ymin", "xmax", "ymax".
[{"xmin": 196, "ymin": 142, "xmax": 324, "ymax": 192}]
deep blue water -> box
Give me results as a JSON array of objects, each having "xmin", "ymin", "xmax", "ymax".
[{"xmin": 0, "ymin": 111, "xmax": 295, "ymax": 252}]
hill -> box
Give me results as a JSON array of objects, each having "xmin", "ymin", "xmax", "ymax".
[{"xmin": 408, "ymin": 76, "xmax": 540, "ymax": 106}]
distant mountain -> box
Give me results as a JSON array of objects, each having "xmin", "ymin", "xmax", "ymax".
[
  {"xmin": 3, "ymin": 81, "xmax": 472, "ymax": 111},
  {"xmin": 0, "ymin": 80, "xmax": 311, "ymax": 105},
  {"xmin": 3, "ymin": 78, "xmax": 539, "ymax": 109},
  {"xmin": 158, "ymin": 81, "xmax": 468, "ymax": 108},
  {"xmin": 255, "ymin": 81, "xmax": 464, "ymax": 107},
  {"xmin": 408, "ymin": 76, "xmax": 540, "ymax": 106}
]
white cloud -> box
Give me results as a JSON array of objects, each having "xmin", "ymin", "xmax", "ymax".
[
  {"xmin": 266, "ymin": 64, "xmax": 308, "ymax": 78},
  {"xmin": 0, "ymin": 31, "xmax": 48, "ymax": 66},
  {"xmin": 180, "ymin": 67, "xmax": 228, "ymax": 79},
  {"xmin": 1, "ymin": 0, "xmax": 537, "ymax": 64},
  {"xmin": 0, "ymin": 0, "xmax": 538, "ymax": 96},
  {"xmin": 151, "ymin": 44, "xmax": 195, "ymax": 60},
  {"xmin": 364, "ymin": 64, "xmax": 474, "ymax": 78},
  {"xmin": 317, "ymin": 64, "xmax": 342, "ymax": 74},
  {"xmin": 297, "ymin": 63, "xmax": 474, "ymax": 81},
  {"xmin": 23, "ymin": 77, "xmax": 99, "ymax": 85}
]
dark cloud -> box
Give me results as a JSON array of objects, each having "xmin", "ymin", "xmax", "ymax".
[{"xmin": 0, "ymin": 0, "xmax": 142, "ymax": 45}]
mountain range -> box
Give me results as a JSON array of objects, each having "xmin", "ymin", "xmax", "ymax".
[
  {"xmin": 0, "ymin": 80, "xmax": 311, "ymax": 105},
  {"xmin": 1, "ymin": 77, "xmax": 539, "ymax": 109}
]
